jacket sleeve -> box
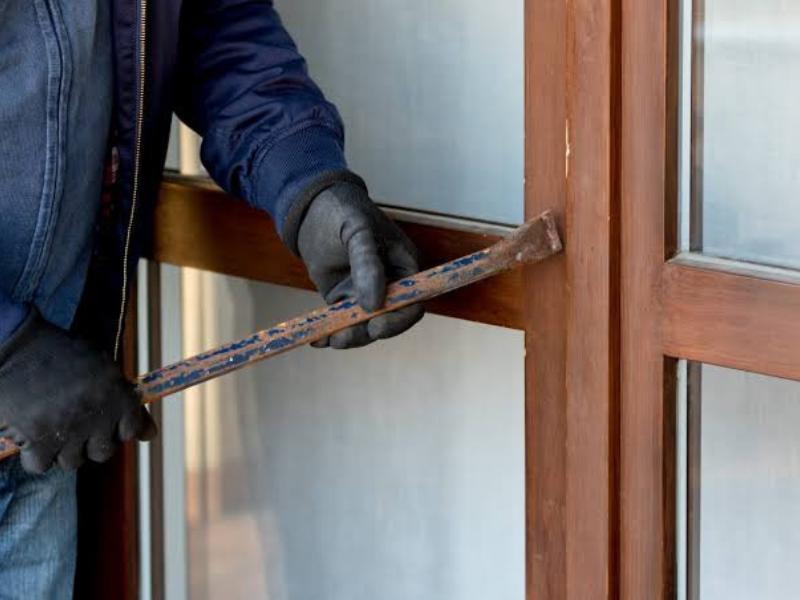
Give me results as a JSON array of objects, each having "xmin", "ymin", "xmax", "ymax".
[
  {"xmin": 0, "ymin": 292, "xmax": 28, "ymax": 343},
  {"xmin": 174, "ymin": 0, "xmax": 365, "ymax": 251}
]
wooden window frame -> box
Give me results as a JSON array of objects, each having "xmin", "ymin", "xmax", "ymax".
[
  {"xmin": 88, "ymin": 0, "xmax": 629, "ymax": 597},
  {"xmin": 132, "ymin": 1, "xmax": 621, "ymax": 598},
  {"xmin": 120, "ymin": 2, "xmax": 800, "ymax": 598},
  {"xmin": 620, "ymin": 1, "xmax": 800, "ymax": 598}
]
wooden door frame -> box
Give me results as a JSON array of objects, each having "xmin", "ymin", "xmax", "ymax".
[
  {"xmin": 526, "ymin": 0, "xmax": 618, "ymax": 598},
  {"xmin": 620, "ymin": 1, "xmax": 800, "ymax": 598}
]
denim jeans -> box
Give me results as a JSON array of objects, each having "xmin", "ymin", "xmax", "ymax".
[{"xmin": 0, "ymin": 458, "xmax": 76, "ymax": 600}]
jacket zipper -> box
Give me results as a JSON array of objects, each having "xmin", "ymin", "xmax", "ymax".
[{"xmin": 113, "ymin": 0, "xmax": 148, "ymax": 359}]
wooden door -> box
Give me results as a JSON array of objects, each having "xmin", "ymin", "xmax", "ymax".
[
  {"xmin": 87, "ymin": 0, "xmax": 800, "ymax": 598},
  {"xmin": 620, "ymin": 1, "xmax": 800, "ymax": 598}
]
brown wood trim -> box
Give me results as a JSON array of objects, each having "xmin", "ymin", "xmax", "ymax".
[
  {"xmin": 663, "ymin": 261, "xmax": 800, "ymax": 381},
  {"xmin": 525, "ymin": 0, "xmax": 568, "ymax": 595},
  {"xmin": 619, "ymin": 0, "xmax": 673, "ymax": 597},
  {"xmin": 75, "ymin": 288, "xmax": 140, "ymax": 600},
  {"xmin": 526, "ymin": 0, "xmax": 619, "ymax": 597},
  {"xmin": 565, "ymin": 0, "xmax": 618, "ymax": 597},
  {"xmin": 149, "ymin": 176, "xmax": 524, "ymax": 330}
]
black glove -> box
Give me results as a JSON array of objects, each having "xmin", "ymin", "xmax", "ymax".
[
  {"xmin": 0, "ymin": 312, "xmax": 156, "ymax": 474},
  {"xmin": 297, "ymin": 182, "xmax": 425, "ymax": 349}
]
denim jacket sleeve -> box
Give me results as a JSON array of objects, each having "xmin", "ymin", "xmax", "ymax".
[{"xmin": 174, "ymin": 0, "xmax": 365, "ymax": 252}]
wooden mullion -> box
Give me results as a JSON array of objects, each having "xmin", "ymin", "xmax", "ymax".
[
  {"xmin": 619, "ymin": 0, "xmax": 672, "ymax": 598},
  {"xmin": 150, "ymin": 178, "xmax": 524, "ymax": 330},
  {"xmin": 526, "ymin": 0, "xmax": 618, "ymax": 597},
  {"xmin": 565, "ymin": 0, "xmax": 618, "ymax": 597},
  {"xmin": 663, "ymin": 261, "xmax": 800, "ymax": 381},
  {"xmin": 525, "ymin": 0, "xmax": 568, "ymax": 595}
]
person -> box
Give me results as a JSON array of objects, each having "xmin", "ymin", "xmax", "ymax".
[{"xmin": 0, "ymin": 0, "xmax": 424, "ymax": 596}]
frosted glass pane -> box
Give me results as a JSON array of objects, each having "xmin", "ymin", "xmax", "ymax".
[
  {"xmin": 275, "ymin": 0, "xmax": 524, "ymax": 224},
  {"xmin": 178, "ymin": 270, "xmax": 525, "ymax": 599},
  {"xmin": 687, "ymin": 0, "xmax": 800, "ymax": 269},
  {"xmin": 690, "ymin": 364, "xmax": 800, "ymax": 599}
]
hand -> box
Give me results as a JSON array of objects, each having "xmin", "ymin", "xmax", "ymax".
[
  {"xmin": 298, "ymin": 182, "xmax": 425, "ymax": 349},
  {"xmin": 0, "ymin": 312, "xmax": 156, "ymax": 474}
]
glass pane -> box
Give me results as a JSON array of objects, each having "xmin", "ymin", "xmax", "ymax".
[
  {"xmin": 682, "ymin": 363, "xmax": 800, "ymax": 599},
  {"xmin": 682, "ymin": 0, "xmax": 800, "ymax": 269},
  {"xmin": 275, "ymin": 0, "xmax": 524, "ymax": 224},
  {"xmin": 174, "ymin": 268, "xmax": 525, "ymax": 599}
]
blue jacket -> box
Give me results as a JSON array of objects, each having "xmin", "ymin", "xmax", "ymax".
[{"xmin": 1, "ymin": 0, "xmax": 360, "ymax": 353}]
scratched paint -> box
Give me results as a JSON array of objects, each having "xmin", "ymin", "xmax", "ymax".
[
  {"xmin": 144, "ymin": 328, "xmax": 318, "ymax": 396},
  {"xmin": 426, "ymin": 251, "xmax": 490, "ymax": 278},
  {"xmin": 328, "ymin": 301, "xmax": 359, "ymax": 313},
  {"xmin": 387, "ymin": 290, "xmax": 422, "ymax": 305}
]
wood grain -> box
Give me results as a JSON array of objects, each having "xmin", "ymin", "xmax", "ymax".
[
  {"xmin": 619, "ymin": 0, "xmax": 672, "ymax": 597},
  {"xmin": 525, "ymin": 0, "xmax": 568, "ymax": 597},
  {"xmin": 150, "ymin": 176, "xmax": 524, "ymax": 330},
  {"xmin": 663, "ymin": 261, "xmax": 800, "ymax": 382},
  {"xmin": 565, "ymin": 0, "xmax": 618, "ymax": 598}
]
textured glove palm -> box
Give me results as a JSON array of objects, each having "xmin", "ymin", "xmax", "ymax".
[
  {"xmin": 0, "ymin": 312, "xmax": 156, "ymax": 474},
  {"xmin": 298, "ymin": 182, "xmax": 425, "ymax": 348}
]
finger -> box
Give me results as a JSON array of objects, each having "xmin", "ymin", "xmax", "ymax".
[
  {"xmin": 322, "ymin": 277, "xmax": 356, "ymax": 305},
  {"xmin": 345, "ymin": 227, "xmax": 386, "ymax": 312},
  {"xmin": 311, "ymin": 337, "xmax": 330, "ymax": 349},
  {"xmin": 367, "ymin": 304, "xmax": 425, "ymax": 341},
  {"xmin": 20, "ymin": 445, "xmax": 57, "ymax": 475},
  {"xmin": 86, "ymin": 435, "xmax": 118, "ymax": 464},
  {"xmin": 386, "ymin": 240, "xmax": 420, "ymax": 277},
  {"xmin": 57, "ymin": 441, "xmax": 86, "ymax": 471},
  {"xmin": 118, "ymin": 406, "xmax": 157, "ymax": 442},
  {"xmin": 329, "ymin": 324, "xmax": 372, "ymax": 349}
]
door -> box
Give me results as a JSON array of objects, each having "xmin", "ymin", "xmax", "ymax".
[{"xmin": 620, "ymin": 1, "xmax": 800, "ymax": 598}]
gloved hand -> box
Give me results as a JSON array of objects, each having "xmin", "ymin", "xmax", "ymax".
[
  {"xmin": 0, "ymin": 312, "xmax": 156, "ymax": 474},
  {"xmin": 298, "ymin": 182, "xmax": 425, "ymax": 349}
]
